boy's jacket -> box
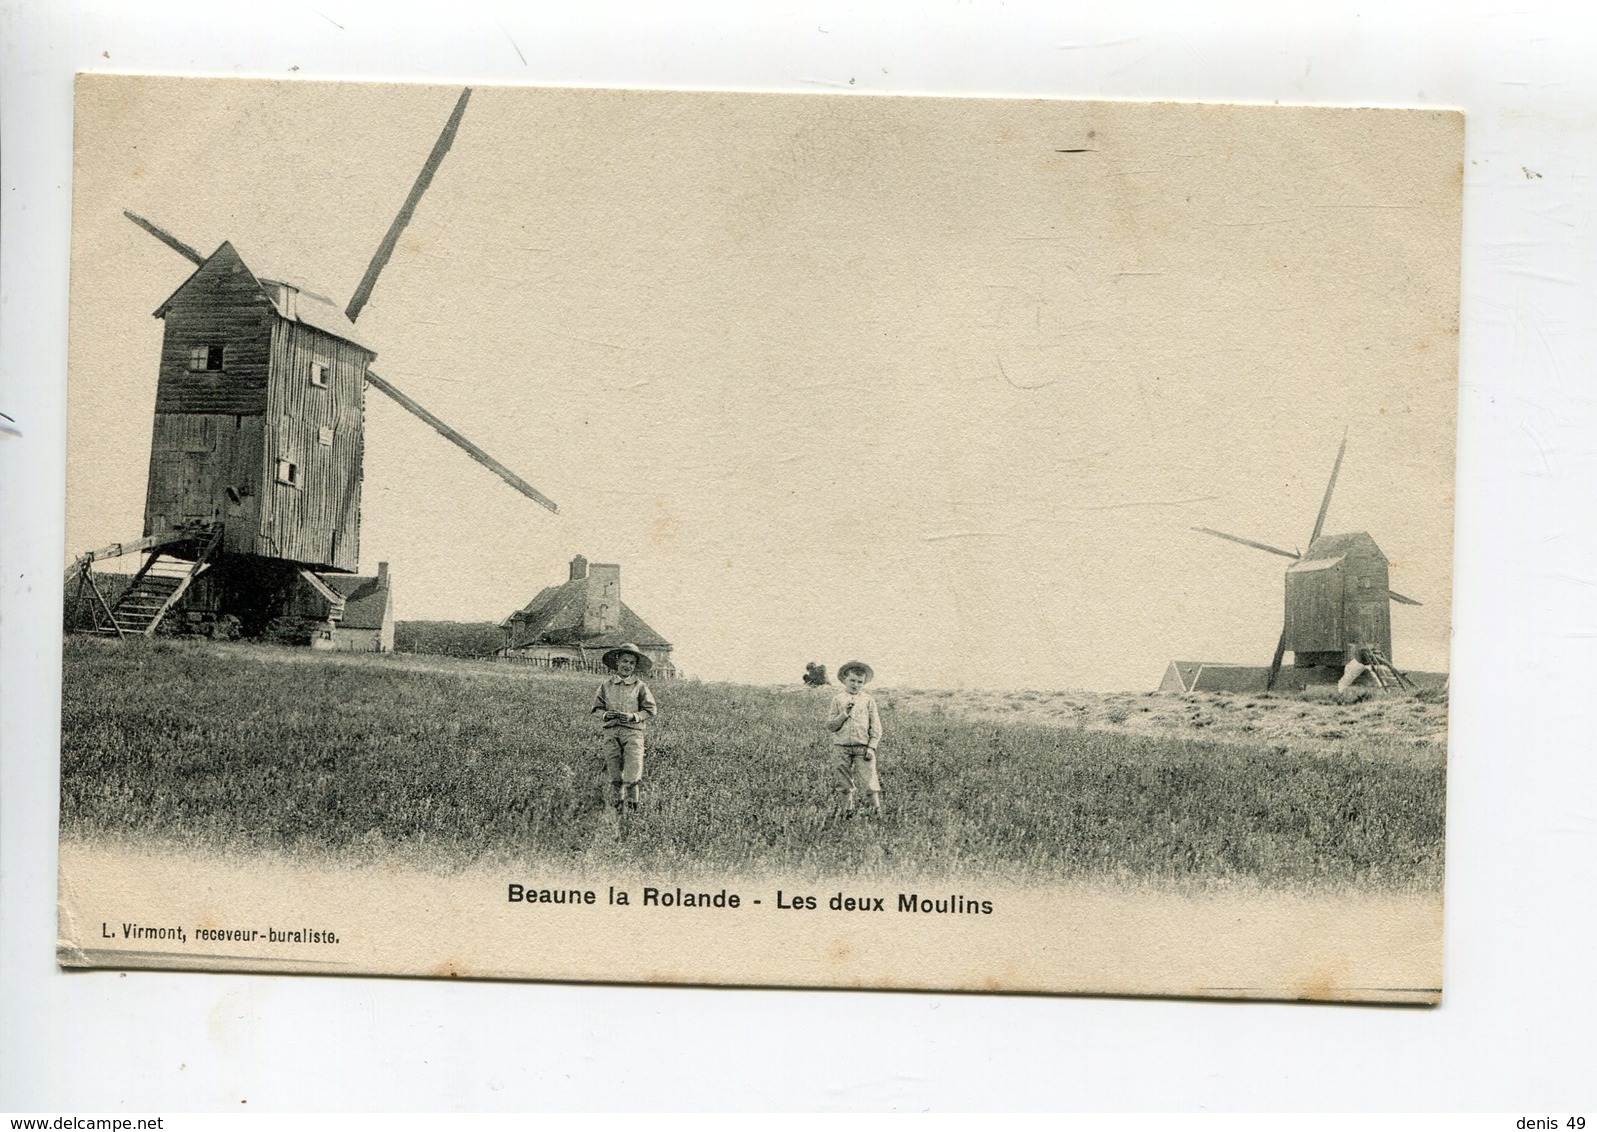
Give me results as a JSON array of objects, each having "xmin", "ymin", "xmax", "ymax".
[
  {"xmin": 826, "ymin": 691, "xmax": 882, "ymax": 748},
  {"xmin": 593, "ymin": 676, "xmax": 658, "ymax": 731}
]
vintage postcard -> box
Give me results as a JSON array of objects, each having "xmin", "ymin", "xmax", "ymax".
[{"xmin": 58, "ymin": 75, "xmax": 1460, "ymax": 1002}]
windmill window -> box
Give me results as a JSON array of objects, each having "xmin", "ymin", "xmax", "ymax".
[
  {"xmin": 318, "ymin": 426, "xmax": 334, "ymax": 447},
  {"xmin": 275, "ymin": 458, "xmax": 300, "ymax": 487},
  {"xmin": 188, "ymin": 345, "xmax": 225, "ymax": 371},
  {"xmin": 309, "ymin": 361, "xmax": 330, "ymax": 388}
]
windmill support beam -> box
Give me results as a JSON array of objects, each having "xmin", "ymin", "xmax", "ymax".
[
  {"xmin": 1265, "ymin": 629, "xmax": 1287, "ymax": 691},
  {"xmin": 83, "ymin": 567, "xmax": 124, "ymax": 639},
  {"xmin": 297, "ymin": 568, "xmax": 347, "ymax": 622},
  {"xmin": 69, "ymin": 532, "xmax": 178, "ymax": 571},
  {"xmin": 366, "ymin": 369, "xmax": 558, "ymax": 513},
  {"xmin": 69, "ymin": 564, "xmax": 89, "ymax": 629}
]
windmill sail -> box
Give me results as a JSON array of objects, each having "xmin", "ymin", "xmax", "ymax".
[
  {"xmin": 344, "ymin": 87, "xmax": 473, "ymax": 325},
  {"xmin": 1309, "ymin": 429, "xmax": 1348, "ymax": 545},
  {"xmin": 366, "ymin": 371, "xmax": 558, "ymax": 512},
  {"xmin": 123, "ymin": 211, "xmax": 205, "ymax": 266},
  {"xmin": 1191, "ymin": 528, "xmax": 1300, "ymax": 560}
]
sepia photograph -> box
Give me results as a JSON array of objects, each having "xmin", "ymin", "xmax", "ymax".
[{"xmin": 57, "ymin": 75, "xmax": 1460, "ymax": 1002}]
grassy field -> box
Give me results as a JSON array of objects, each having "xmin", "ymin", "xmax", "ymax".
[{"xmin": 59, "ymin": 637, "xmax": 1447, "ymax": 890}]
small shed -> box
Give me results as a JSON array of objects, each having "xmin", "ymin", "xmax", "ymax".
[
  {"xmin": 1159, "ymin": 661, "xmax": 1345, "ymax": 693},
  {"xmin": 1158, "ymin": 659, "xmax": 1449, "ymax": 694},
  {"xmin": 286, "ymin": 561, "xmax": 395, "ymax": 652}
]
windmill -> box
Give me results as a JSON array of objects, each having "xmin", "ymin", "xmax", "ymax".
[
  {"xmin": 68, "ymin": 87, "xmax": 556, "ymax": 642},
  {"xmin": 1192, "ymin": 433, "xmax": 1422, "ymax": 691}
]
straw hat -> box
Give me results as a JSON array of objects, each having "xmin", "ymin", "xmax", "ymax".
[
  {"xmin": 837, "ymin": 660, "xmax": 874, "ymax": 682},
  {"xmin": 601, "ymin": 643, "xmax": 654, "ymax": 675}
]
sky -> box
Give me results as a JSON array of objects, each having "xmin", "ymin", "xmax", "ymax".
[{"xmin": 66, "ymin": 77, "xmax": 1461, "ymax": 690}]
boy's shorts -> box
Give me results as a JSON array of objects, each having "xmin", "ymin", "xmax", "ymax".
[
  {"xmin": 601, "ymin": 728, "xmax": 645, "ymax": 785},
  {"xmin": 836, "ymin": 744, "xmax": 881, "ymax": 793}
]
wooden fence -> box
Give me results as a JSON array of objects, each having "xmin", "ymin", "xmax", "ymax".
[{"xmin": 490, "ymin": 654, "xmax": 680, "ymax": 679}]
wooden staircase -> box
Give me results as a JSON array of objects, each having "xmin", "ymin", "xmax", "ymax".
[
  {"xmin": 96, "ymin": 554, "xmax": 199, "ymax": 637},
  {"xmin": 69, "ymin": 525, "xmax": 221, "ymax": 639}
]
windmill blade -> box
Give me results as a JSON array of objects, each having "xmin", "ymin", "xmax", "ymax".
[
  {"xmin": 1388, "ymin": 590, "xmax": 1423, "ymax": 606},
  {"xmin": 1308, "ymin": 429, "xmax": 1349, "ymax": 545},
  {"xmin": 1265, "ymin": 626, "xmax": 1288, "ymax": 691},
  {"xmin": 1192, "ymin": 527, "xmax": 1301, "ymax": 560},
  {"xmin": 344, "ymin": 87, "xmax": 473, "ymax": 325},
  {"xmin": 124, "ymin": 211, "xmax": 205, "ymax": 265},
  {"xmin": 366, "ymin": 370, "xmax": 557, "ymax": 513}
]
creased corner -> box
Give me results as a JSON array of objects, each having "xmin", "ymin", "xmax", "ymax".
[{"xmin": 56, "ymin": 851, "xmax": 93, "ymax": 968}]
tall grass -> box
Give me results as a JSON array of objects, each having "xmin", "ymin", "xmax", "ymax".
[{"xmin": 59, "ymin": 638, "xmax": 1445, "ymax": 889}]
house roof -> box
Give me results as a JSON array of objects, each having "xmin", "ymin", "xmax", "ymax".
[
  {"xmin": 315, "ymin": 571, "xmax": 392, "ymax": 630},
  {"xmin": 501, "ymin": 572, "xmax": 671, "ymax": 650},
  {"xmin": 154, "ymin": 241, "xmax": 376, "ymax": 354},
  {"xmin": 1163, "ymin": 660, "xmax": 1202, "ymax": 690}
]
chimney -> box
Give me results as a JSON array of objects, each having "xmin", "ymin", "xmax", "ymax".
[
  {"xmin": 582, "ymin": 562, "xmax": 621, "ymax": 635},
  {"xmin": 377, "ymin": 561, "xmax": 389, "ymax": 585},
  {"xmin": 569, "ymin": 555, "xmax": 589, "ymax": 581}
]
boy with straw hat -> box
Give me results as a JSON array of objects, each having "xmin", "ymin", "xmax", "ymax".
[
  {"xmin": 823, "ymin": 660, "xmax": 884, "ymax": 817},
  {"xmin": 590, "ymin": 642, "xmax": 658, "ymax": 814}
]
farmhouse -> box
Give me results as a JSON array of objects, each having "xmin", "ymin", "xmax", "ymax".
[
  {"xmin": 284, "ymin": 560, "xmax": 396, "ymax": 653},
  {"xmin": 499, "ymin": 556, "xmax": 674, "ymax": 675}
]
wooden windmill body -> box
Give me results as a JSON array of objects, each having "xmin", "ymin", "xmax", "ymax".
[
  {"xmin": 1194, "ymin": 434, "xmax": 1422, "ymax": 690},
  {"xmin": 1281, "ymin": 530, "xmax": 1395, "ymax": 669},
  {"xmin": 70, "ymin": 88, "xmax": 557, "ymax": 641},
  {"xmin": 146, "ymin": 241, "xmax": 373, "ymax": 572}
]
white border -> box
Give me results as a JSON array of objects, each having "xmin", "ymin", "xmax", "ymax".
[{"xmin": 5, "ymin": 0, "xmax": 1595, "ymax": 1112}]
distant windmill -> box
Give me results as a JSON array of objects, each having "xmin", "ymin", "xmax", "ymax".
[
  {"xmin": 1193, "ymin": 433, "xmax": 1422, "ymax": 690},
  {"xmin": 69, "ymin": 87, "xmax": 557, "ymax": 640}
]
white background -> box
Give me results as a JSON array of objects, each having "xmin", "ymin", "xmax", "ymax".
[{"xmin": 3, "ymin": 0, "xmax": 1593, "ymax": 1112}]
